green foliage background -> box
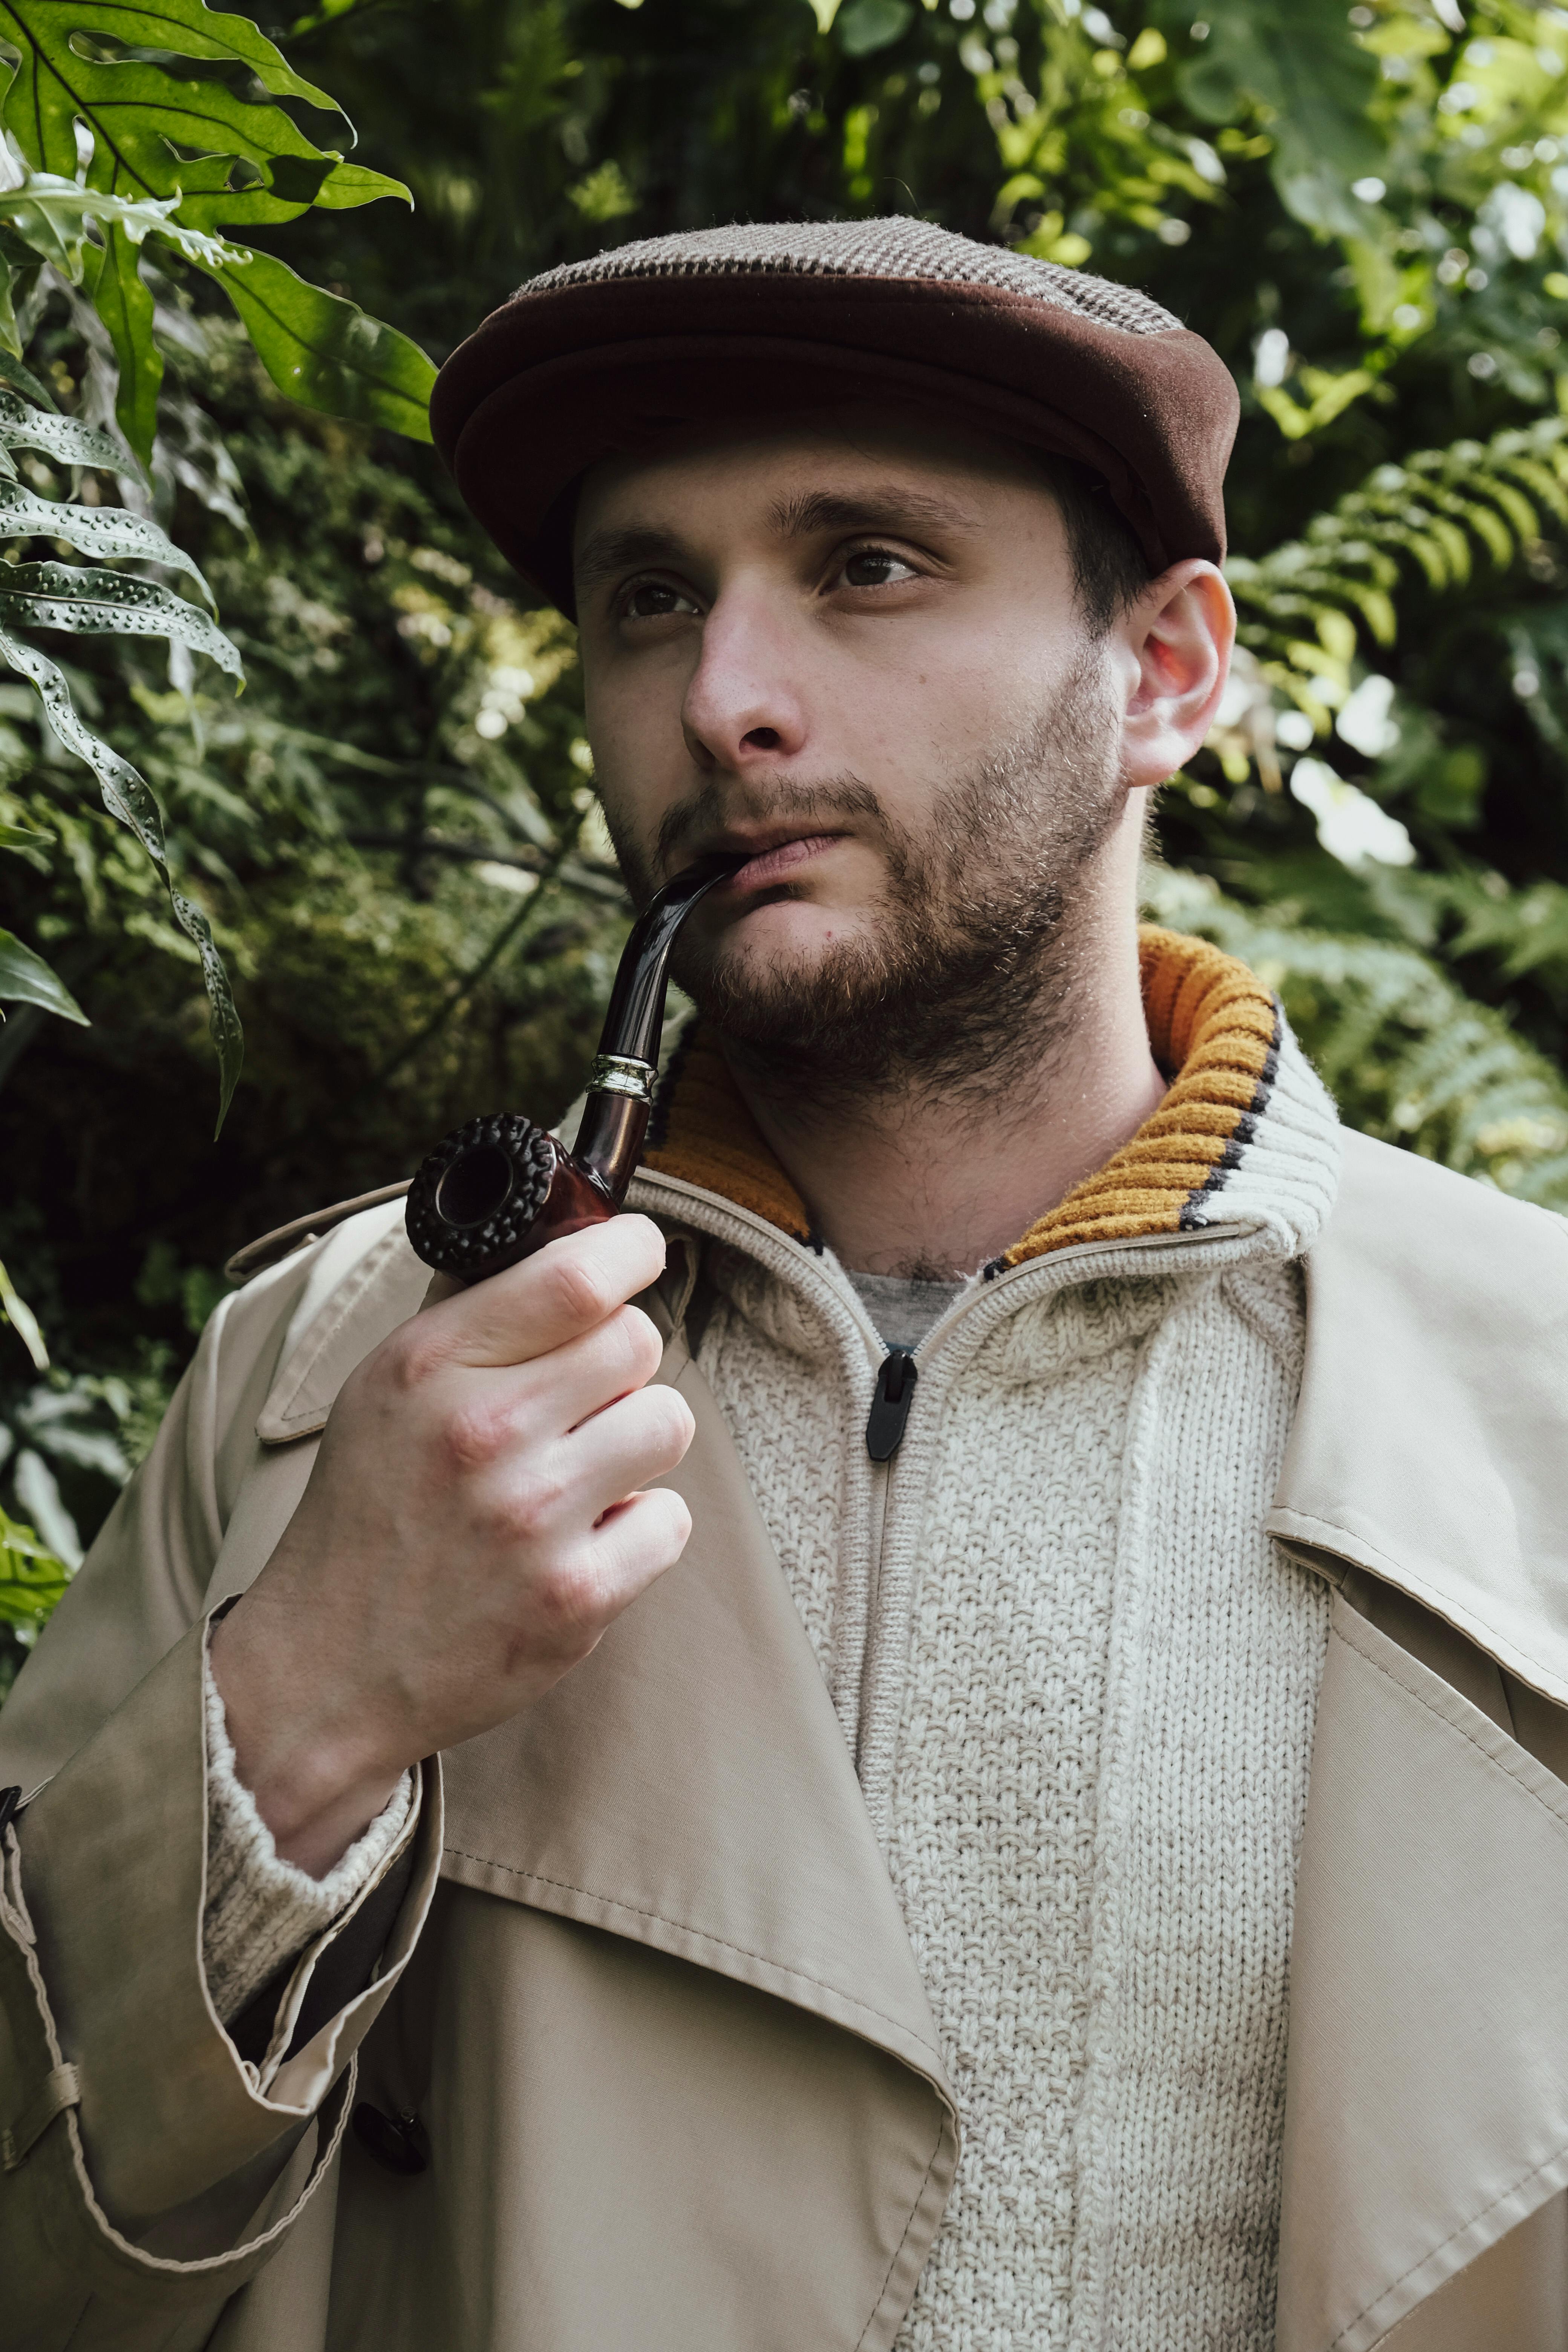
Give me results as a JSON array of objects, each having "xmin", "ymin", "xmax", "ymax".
[{"xmin": 7, "ymin": 0, "xmax": 1568, "ymax": 1685}]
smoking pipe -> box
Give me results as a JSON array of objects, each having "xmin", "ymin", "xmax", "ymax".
[{"xmin": 405, "ymin": 851, "xmax": 747, "ymax": 1286}]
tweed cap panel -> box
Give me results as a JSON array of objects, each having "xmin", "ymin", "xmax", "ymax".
[
  {"xmin": 522, "ymin": 219, "xmax": 1183, "ymax": 338},
  {"xmin": 432, "ymin": 215, "xmax": 1239, "ymax": 603}
]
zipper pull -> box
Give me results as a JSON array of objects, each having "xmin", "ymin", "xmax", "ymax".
[{"xmin": 865, "ymin": 1349, "xmax": 919, "ymax": 1462}]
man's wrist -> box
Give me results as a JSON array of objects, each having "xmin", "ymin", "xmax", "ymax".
[{"xmin": 208, "ymin": 1601, "xmax": 407, "ymax": 1879}]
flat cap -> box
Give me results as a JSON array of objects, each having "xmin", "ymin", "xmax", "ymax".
[{"xmin": 431, "ymin": 217, "xmax": 1240, "ymax": 611}]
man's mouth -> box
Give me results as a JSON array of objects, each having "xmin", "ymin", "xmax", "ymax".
[{"xmin": 710, "ymin": 833, "xmax": 846, "ymax": 892}]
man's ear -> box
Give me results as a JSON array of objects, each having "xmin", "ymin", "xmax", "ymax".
[{"xmin": 1113, "ymin": 559, "xmax": 1235, "ymax": 791}]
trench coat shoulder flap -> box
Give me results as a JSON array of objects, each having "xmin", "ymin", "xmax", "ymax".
[
  {"xmin": 249, "ymin": 1213, "xmax": 961, "ymax": 2340},
  {"xmin": 1271, "ymin": 1129, "xmax": 1568, "ymax": 2352}
]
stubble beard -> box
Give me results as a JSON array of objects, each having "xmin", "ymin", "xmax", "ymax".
[{"xmin": 607, "ymin": 648, "xmax": 1128, "ymax": 1109}]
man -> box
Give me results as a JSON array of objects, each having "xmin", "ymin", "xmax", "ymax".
[{"xmin": 2, "ymin": 220, "xmax": 1566, "ymax": 2352}]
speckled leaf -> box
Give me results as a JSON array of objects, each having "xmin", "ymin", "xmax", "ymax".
[
  {"xmin": 0, "ymin": 562, "xmax": 239, "ymax": 672},
  {"xmin": 0, "ymin": 622, "xmax": 241, "ymax": 1123},
  {"xmin": 0, "ymin": 922, "xmax": 86, "ymax": 1020},
  {"xmin": 0, "ymin": 388, "xmax": 123, "ymax": 472},
  {"xmin": 0, "ymin": 480, "xmax": 210, "ymax": 594}
]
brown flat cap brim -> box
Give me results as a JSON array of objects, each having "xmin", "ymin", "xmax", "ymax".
[{"xmin": 432, "ymin": 260, "xmax": 1240, "ymax": 613}]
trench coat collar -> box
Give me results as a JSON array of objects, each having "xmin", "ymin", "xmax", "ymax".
[
  {"xmin": 1267, "ymin": 1127, "xmax": 1568, "ymax": 2352},
  {"xmin": 1269, "ymin": 1124, "xmax": 1568, "ymax": 1706}
]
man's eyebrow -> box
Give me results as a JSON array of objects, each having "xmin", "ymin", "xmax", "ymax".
[
  {"xmin": 764, "ymin": 487, "xmax": 982, "ymax": 540},
  {"xmin": 573, "ymin": 524, "xmax": 693, "ymax": 599},
  {"xmin": 574, "ymin": 487, "xmax": 983, "ymax": 596}
]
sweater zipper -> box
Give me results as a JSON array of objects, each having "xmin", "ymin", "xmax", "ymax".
[
  {"xmin": 629, "ymin": 1168, "xmax": 1263, "ymax": 1795},
  {"xmin": 633, "ymin": 1166, "xmax": 1263, "ymax": 1464},
  {"xmin": 865, "ymin": 1350, "xmax": 919, "ymax": 1461}
]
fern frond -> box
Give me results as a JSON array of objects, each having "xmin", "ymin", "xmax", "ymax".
[
  {"xmin": 1228, "ymin": 415, "xmax": 1568, "ymax": 712},
  {"xmin": 1144, "ymin": 867, "xmax": 1568, "ymax": 1214}
]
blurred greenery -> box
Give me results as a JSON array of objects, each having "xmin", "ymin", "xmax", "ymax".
[{"xmin": 8, "ymin": 0, "xmax": 1568, "ymax": 1690}]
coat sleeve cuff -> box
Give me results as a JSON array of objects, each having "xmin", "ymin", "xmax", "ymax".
[
  {"xmin": 201, "ymin": 1622, "xmax": 417, "ymax": 2030},
  {"xmin": 2, "ymin": 1613, "xmax": 442, "ymax": 2239}
]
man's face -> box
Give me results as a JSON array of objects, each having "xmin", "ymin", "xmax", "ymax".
[{"xmin": 573, "ymin": 413, "xmax": 1143, "ymax": 1084}]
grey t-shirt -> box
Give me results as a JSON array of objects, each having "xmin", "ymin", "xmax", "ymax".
[{"xmin": 847, "ymin": 1270, "xmax": 962, "ymax": 1354}]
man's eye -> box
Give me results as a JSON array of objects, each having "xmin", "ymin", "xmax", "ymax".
[
  {"xmin": 838, "ymin": 548, "xmax": 919, "ymax": 590},
  {"xmin": 621, "ymin": 579, "xmax": 698, "ymax": 620}
]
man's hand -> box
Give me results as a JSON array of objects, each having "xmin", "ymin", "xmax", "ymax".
[{"xmin": 210, "ymin": 1216, "xmax": 695, "ymax": 1877}]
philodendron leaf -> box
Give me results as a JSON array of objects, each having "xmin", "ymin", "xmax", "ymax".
[
  {"xmin": 0, "ymin": 4, "xmax": 427, "ymax": 449},
  {"xmin": 307, "ymin": 159, "xmax": 411, "ymax": 212},
  {"xmin": 0, "ymin": 624, "xmax": 242, "ymax": 1124},
  {"xmin": 0, "ymin": 0, "xmax": 343, "ymax": 188},
  {"xmin": 174, "ymin": 150, "xmax": 412, "ymax": 237},
  {"xmin": 0, "ymin": 481, "xmax": 212, "ymax": 595},
  {"xmin": 199, "ymin": 250, "xmax": 435, "ymax": 442},
  {"xmin": 0, "ymin": 562, "xmax": 240, "ymax": 673},
  {"xmin": 0, "ymin": 387, "xmax": 123, "ymax": 471},
  {"xmin": 0, "ymin": 923, "xmax": 86, "ymax": 1021},
  {"xmin": 82, "ymin": 225, "xmax": 159, "ymax": 464}
]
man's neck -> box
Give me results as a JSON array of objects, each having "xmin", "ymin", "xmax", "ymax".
[{"xmin": 718, "ymin": 931, "xmax": 1167, "ymax": 1279}]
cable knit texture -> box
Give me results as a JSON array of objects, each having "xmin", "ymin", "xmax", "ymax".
[
  {"xmin": 632, "ymin": 928, "xmax": 1345, "ymax": 2350},
  {"xmin": 201, "ymin": 1632, "xmax": 415, "ymax": 2027}
]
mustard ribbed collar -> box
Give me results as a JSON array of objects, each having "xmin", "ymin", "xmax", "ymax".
[{"xmin": 642, "ymin": 928, "xmax": 1306, "ymax": 1269}]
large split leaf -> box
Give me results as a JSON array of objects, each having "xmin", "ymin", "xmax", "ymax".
[
  {"xmin": 0, "ymin": 922, "xmax": 87, "ymax": 1019},
  {"xmin": 0, "ymin": 345, "xmax": 54, "ymax": 407},
  {"xmin": 0, "ymin": 623, "xmax": 242, "ymax": 1124},
  {"xmin": 197, "ymin": 249, "xmax": 435, "ymax": 441},
  {"xmin": 0, "ymin": 0, "xmax": 424, "ymax": 457},
  {"xmin": 0, "ymin": 0, "xmax": 341, "ymax": 182}
]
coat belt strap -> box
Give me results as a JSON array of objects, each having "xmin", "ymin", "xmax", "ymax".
[{"xmin": 2, "ymin": 2063, "xmax": 80, "ymax": 2169}]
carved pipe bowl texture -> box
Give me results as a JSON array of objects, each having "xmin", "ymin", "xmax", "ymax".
[{"xmin": 406, "ymin": 1113, "xmax": 557, "ymax": 1280}]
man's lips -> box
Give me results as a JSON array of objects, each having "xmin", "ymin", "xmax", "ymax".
[{"xmin": 715, "ymin": 833, "xmax": 846, "ymax": 892}]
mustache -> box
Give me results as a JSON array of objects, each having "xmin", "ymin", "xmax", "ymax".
[{"xmin": 652, "ymin": 774, "xmax": 887, "ymax": 879}]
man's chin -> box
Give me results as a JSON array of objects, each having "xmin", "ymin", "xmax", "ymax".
[{"xmin": 675, "ymin": 923, "xmax": 882, "ymax": 1052}]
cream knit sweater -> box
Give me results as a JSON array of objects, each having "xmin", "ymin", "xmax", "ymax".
[
  {"xmin": 202, "ymin": 929, "xmax": 1344, "ymax": 2348},
  {"xmin": 689, "ymin": 1162, "xmax": 1337, "ymax": 2348}
]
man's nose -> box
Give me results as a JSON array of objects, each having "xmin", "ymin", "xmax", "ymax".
[{"xmin": 680, "ymin": 584, "xmax": 809, "ymax": 772}]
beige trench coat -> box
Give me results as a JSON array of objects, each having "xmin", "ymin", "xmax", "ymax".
[{"xmin": 2, "ymin": 1127, "xmax": 1567, "ymax": 2352}]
